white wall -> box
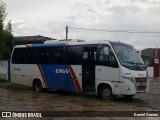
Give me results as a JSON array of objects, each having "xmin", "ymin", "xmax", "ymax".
[
  {"xmin": 0, "ymin": 60, "xmax": 8, "ymax": 80},
  {"xmin": 147, "ymin": 67, "xmax": 153, "ymax": 77}
]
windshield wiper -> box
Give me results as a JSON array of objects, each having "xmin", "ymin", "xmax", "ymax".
[
  {"xmin": 123, "ymin": 61, "xmax": 146, "ymax": 68},
  {"xmin": 135, "ymin": 63, "xmax": 146, "ymax": 67},
  {"xmin": 122, "ymin": 61, "xmax": 135, "ymax": 65}
]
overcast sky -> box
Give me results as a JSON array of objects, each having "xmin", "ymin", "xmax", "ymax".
[{"xmin": 3, "ymin": 0, "xmax": 160, "ymax": 50}]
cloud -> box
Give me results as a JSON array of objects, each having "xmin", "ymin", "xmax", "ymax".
[
  {"xmin": 4, "ymin": 0, "xmax": 160, "ymax": 49},
  {"xmin": 107, "ymin": 5, "xmax": 141, "ymax": 15}
]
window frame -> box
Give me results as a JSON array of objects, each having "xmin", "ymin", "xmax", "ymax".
[{"xmin": 96, "ymin": 44, "xmax": 119, "ymax": 68}]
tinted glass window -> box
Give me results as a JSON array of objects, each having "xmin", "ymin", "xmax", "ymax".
[
  {"xmin": 68, "ymin": 46, "xmax": 83, "ymax": 64},
  {"xmin": 55, "ymin": 47, "xmax": 66, "ymax": 64},
  {"xmin": 32, "ymin": 47, "xmax": 42, "ymax": 64},
  {"xmin": 41, "ymin": 47, "xmax": 51, "ymax": 64},
  {"xmin": 12, "ymin": 46, "xmax": 67, "ymax": 64},
  {"xmin": 38, "ymin": 46, "xmax": 67, "ymax": 64},
  {"xmin": 97, "ymin": 45, "xmax": 118, "ymax": 68},
  {"xmin": 12, "ymin": 48, "xmax": 26, "ymax": 64},
  {"xmin": 24, "ymin": 48, "xmax": 32, "ymax": 64},
  {"xmin": 12, "ymin": 48, "xmax": 19, "ymax": 64}
]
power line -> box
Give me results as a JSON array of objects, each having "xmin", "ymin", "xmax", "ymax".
[{"xmin": 69, "ymin": 26, "xmax": 160, "ymax": 34}]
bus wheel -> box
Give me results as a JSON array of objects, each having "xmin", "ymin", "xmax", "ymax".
[
  {"xmin": 99, "ymin": 86, "xmax": 112, "ymax": 100},
  {"xmin": 33, "ymin": 80, "xmax": 42, "ymax": 92}
]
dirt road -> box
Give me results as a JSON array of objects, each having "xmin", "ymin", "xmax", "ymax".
[{"xmin": 0, "ymin": 81, "xmax": 159, "ymax": 120}]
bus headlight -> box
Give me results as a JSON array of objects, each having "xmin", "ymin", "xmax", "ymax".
[{"xmin": 122, "ymin": 76, "xmax": 134, "ymax": 83}]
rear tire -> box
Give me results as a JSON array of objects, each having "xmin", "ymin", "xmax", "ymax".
[
  {"xmin": 99, "ymin": 86, "xmax": 112, "ymax": 100},
  {"xmin": 33, "ymin": 80, "xmax": 42, "ymax": 92}
]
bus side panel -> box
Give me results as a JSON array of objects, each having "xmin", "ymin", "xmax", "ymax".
[
  {"xmin": 69, "ymin": 65, "xmax": 82, "ymax": 92},
  {"xmin": 96, "ymin": 66, "xmax": 120, "ymax": 95},
  {"xmin": 40, "ymin": 65, "xmax": 82, "ymax": 92},
  {"xmin": 11, "ymin": 64, "xmax": 41, "ymax": 86}
]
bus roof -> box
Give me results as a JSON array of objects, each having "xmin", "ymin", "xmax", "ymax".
[
  {"xmin": 13, "ymin": 40, "xmax": 131, "ymax": 48},
  {"xmin": 44, "ymin": 39, "xmax": 85, "ymax": 43}
]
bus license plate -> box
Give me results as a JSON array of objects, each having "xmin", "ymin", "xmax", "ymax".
[{"xmin": 140, "ymin": 82, "xmax": 145, "ymax": 87}]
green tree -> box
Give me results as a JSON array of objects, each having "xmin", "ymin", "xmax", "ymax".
[
  {"xmin": 0, "ymin": 0, "xmax": 6, "ymax": 30},
  {"xmin": 0, "ymin": 0, "xmax": 13, "ymax": 60},
  {"xmin": 5, "ymin": 20, "xmax": 12, "ymax": 33}
]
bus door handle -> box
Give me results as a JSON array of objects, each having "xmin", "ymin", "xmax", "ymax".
[
  {"xmin": 22, "ymin": 75, "xmax": 25, "ymax": 76},
  {"xmin": 79, "ymin": 73, "xmax": 81, "ymax": 76}
]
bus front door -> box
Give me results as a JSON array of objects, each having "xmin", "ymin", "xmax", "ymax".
[{"xmin": 82, "ymin": 47, "xmax": 96, "ymax": 93}]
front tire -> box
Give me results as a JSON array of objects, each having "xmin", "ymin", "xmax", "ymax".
[
  {"xmin": 33, "ymin": 80, "xmax": 42, "ymax": 92},
  {"xmin": 99, "ymin": 86, "xmax": 112, "ymax": 100}
]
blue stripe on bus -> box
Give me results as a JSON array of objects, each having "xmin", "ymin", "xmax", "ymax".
[
  {"xmin": 31, "ymin": 43, "xmax": 66, "ymax": 47},
  {"xmin": 40, "ymin": 64, "xmax": 77, "ymax": 92}
]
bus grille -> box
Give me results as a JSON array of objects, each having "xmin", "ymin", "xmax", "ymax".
[
  {"xmin": 135, "ymin": 78, "xmax": 147, "ymax": 82},
  {"xmin": 137, "ymin": 86, "xmax": 147, "ymax": 90},
  {"xmin": 135, "ymin": 77, "xmax": 147, "ymax": 91}
]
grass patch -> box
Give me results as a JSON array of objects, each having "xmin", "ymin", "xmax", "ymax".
[{"xmin": 0, "ymin": 81, "xmax": 32, "ymax": 91}]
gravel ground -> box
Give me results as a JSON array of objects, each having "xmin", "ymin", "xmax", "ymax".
[{"xmin": 134, "ymin": 78, "xmax": 160, "ymax": 110}]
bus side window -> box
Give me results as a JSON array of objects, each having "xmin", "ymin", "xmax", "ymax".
[
  {"xmin": 97, "ymin": 45, "xmax": 118, "ymax": 68},
  {"xmin": 55, "ymin": 48, "xmax": 62, "ymax": 63},
  {"xmin": 24, "ymin": 48, "xmax": 32, "ymax": 64},
  {"xmin": 32, "ymin": 47, "xmax": 42, "ymax": 64},
  {"xmin": 54, "ymin": 47, "xmax": 66, "ymax": 64},
  {"xmin": 40, "ymin": 47, "xmax": 50, "ymax": 64},
  {"xmin": 98, "ymin": 47, "xmax": 110, "ymax": 61},
  {"xmin": 50, "ymin": 47, "xmax": 56, "ymax": 64},
  {"xmin": 83, "ymin": 52, "xmax": 88, "ymax": 60},
  {"xmin": 12, "ymin": 48, "xmax": 27, "ymax": 64},
  {"xmin": 12, "ymin": 48, "xmax": 19, "ymax": 64},
  {"xmin": 18, "ymin": 48, "xmax": 25, "ymax": 64},
  {"xmin": 49, "ymin": 47, "xmax": 67, "ymax": 64},
  {"xmin": 69, "ymin": 46, "xmax": 83, "ymax": 65}
]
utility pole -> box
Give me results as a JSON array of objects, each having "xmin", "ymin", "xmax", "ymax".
[
  {"xmin": 8, "ymin": 20, "xmax": 14, "ymax": 49},
  {"xmin": 154, "ymin": 43, "xmax": 159, "ymax": 65},
  {"xmin": 66, "ymin": 25, "xmax": 68, "ymax": 39}
]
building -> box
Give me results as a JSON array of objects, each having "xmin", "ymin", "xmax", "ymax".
[
  {"xmin": 141, "ymin": 48, "xmax": 154, "ymax": 67},
  {"xmin": 141, "ymin": 48, "xmax": 160, "ymax": 78},
  {"xmin": 14, "ymin": 35, "xmax": 56, "ymax": 45}
]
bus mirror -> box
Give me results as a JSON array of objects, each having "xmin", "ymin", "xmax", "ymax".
[{"xmin": 104, "ymin": 47, "xmax": 109, "ymax": 55}]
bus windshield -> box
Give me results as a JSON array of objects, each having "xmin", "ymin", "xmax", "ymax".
[{"xmin": 111, "ymin": 42, "xmax": 146, "ymax": 70}]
